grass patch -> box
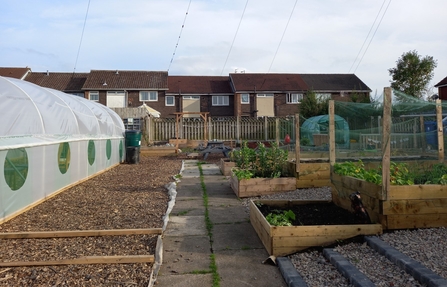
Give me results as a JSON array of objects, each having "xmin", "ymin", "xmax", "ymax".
[{"xmin": 198, "ymin": 163, "xmax": 220, "ymax": 287}]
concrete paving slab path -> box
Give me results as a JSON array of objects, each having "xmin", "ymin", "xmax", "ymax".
[{"xmin": 155, "ymin": 160, "xmax": 287, "ymax": 287}]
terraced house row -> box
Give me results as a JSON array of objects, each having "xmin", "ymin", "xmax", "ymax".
[{"xmin": 1, "ymin": 67, "xmax": 372, "ymax": 118}]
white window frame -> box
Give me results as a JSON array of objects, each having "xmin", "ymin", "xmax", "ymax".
[
  {"xmin": 140, "ymin": 91, "xmax": 158, "ymax": 101},
  {"xmin": 89, "ymin": 91, "xmax": 99, "ymax": 101},
  {"xmin": 241, "ymin": 93, "xmax": 250, "ymax": 104},
  {"xmin": 182, "ymin": 96, "xmax": 200, "ymax": 99},
  {"xmin": 165, "ymin": 96, "xmax": 175, "ymax": 106},
  {"xmin": 287, "ymin": 93, "xmax": 303, "ymax": 104},
  {"xmin": 256, "ymin": 93, "xmax": 274, "ymax": 97},
  {"xmin": 212, "ymin": 95, "xmax": 229, "ymax": 106},
  {"xmin": 316, "ymin": 93, "xmax": 332, "ymax": 102}
]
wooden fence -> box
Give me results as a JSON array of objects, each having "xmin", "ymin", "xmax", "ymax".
[{"xmin": 147, "ymin": 116, "xmax": 296, "ymax": 143}]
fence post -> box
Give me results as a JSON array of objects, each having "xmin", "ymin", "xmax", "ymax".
[
  {"xmin": 264, "ymin": 117, "xmax": 268, "ymax": 141},
  {"xmin": 295, "ymin": 114, "xmax": 300, "ymax": 174},
  {"xmin": 236, "ymin": 116, "xmax": 241, "ymax": 144},
  {"xmin": 276, "ymin": 118, "xmax": 280, "ymax": 146},
  {"xmin": 436, "ymin": 99, "xmax": 444, "ymax": 162}
]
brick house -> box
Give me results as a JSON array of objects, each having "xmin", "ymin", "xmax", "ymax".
[
  {"xmin": 0, "ymin": 67, "xmax": 31, "ymax": 80},
  {"xmin": 166, "ymin": 76, "xmax": 234, "ymax": 118},
  {"xmin": 435, "ymin": 77, "xmax": 447, "ymax": 100},
  {"xmin": 25, "ymin": 71, "xmax": 88, "ymax": 97},
  {"xmin": 229, "ymin": 73, "xmax": 308, "ymax": 117},
  {"xmin": 299, "ymin": 74, "xmax": 371, "ymax": 103},
  {"xmin": 81, "ymin": 70, "xmax": 169, "ymax": 113}
]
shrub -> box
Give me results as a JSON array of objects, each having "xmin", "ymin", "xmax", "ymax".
[{"xmin": 231, "ymin": 141, "xmax": 288, "ymax": 180}]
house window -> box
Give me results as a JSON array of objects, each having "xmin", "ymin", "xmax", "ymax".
[
  {"xmin": 140, "ymin": 91, "xmax": 158, "ymax": 101},
  {"xmin": 212, "ymin": 96, "xmax": 229, "ymax": 106},
  {"xmin": 257, "ymin": 93, "xmax": 274, "ymax": 97},
  {"xmin": 287, "ymin": 93, "xmax": 303, "ymax": 104},
  {"xmin": 182, "ymin": 96, "xmax": 200, "ymax": 99},
  {"xmin": 89, "ymin": 91, "xmax": 99, "ymax": 101},
  {"xmin": 316, "ymin": 93, "xmax": 332, "ymax": 101},
  {"xmin": 165, "ymin": 96, "xmax": 175, "ymax": 106},
  {"xmin": 70, "ymin": 92, "xmax": 84, "ymax": 98},
  {"xmin": 241, "ymin": 93, "xmax": 250, "ymax": 104}
]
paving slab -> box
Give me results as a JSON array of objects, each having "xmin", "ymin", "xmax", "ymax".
[
  {"xmin": 212, "ymin": 221, "xmax": 265, "ymax": 251},
  {"xmin": 160, "ymin": 236, "xmax": 211, "ymax": 274},
  {"xmin": 155, "ymin": 273, "xmax": 214, "ymax": 287},
  {"xmin": 208, "ymin": 205, "xmax": 249, "ymax": 224},
  {"xmin": 214, "ymin": 249, "xmax": 287, "ymax": 287},
  {"xmin": 170, "ymin": 199, "xmax": 204, "ymax": 216},
  {"xmin": 164, "ymin": 215, "xmax": 207, "ymax": 236}
]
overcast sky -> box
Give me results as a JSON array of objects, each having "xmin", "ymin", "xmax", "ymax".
[{"xmin": 1, "ymin": 0, "xmax": 446, "ymax": 96}]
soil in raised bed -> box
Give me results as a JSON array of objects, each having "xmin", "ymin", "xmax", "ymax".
[{"xmin": 258, "ymin": 202, "xmax": 368, "ymax": 225}]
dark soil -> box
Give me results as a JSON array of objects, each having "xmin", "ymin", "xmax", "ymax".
[{"xmin": 258, "ymin": 202, "xmax": 368, "ymax": 225}]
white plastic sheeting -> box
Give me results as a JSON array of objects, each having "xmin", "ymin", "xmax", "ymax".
[
  {"xmin": 0, "ymin": 76, "xmax": 125, "ymax": 222},
  {"xmin": 0, "ymin": 76, "xmax": 124, "ymax": 150}
]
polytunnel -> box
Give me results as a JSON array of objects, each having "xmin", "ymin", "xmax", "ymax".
[{"xmin": 0, "ymin": 76, "xmax": 125, "ymax": 222}]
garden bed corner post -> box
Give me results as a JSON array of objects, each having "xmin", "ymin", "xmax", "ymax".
[
  {"xmin": 329, "ymin": 100, "xmax": 335, "ymax": 172},
  {"xmin": 381, "ymin": 87, "xmax": 392, "ymax": 201},
  {"xmin": 295, "ymin": 113, "xmax": 300, "ymax": 175}
]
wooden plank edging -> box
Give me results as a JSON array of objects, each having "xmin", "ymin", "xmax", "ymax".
[
  {"xmin": 0, "ymin": 255, "xmax": 154, "ymax": 267},
  {"xmin": 0, "ymin": 228, "xmax": 162, "ymax": 239}
]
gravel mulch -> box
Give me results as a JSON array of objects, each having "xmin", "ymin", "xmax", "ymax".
[
  {"xmin": 0, "ymin": 155, "xmax": 183, "ymax": 287},
  {"xmin": 241, "ymin": 187, "xmax": 447, "ymax": 286}
]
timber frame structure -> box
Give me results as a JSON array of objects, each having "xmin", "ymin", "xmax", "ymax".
[{"xmin": 173, "ymin": 112, "xmax": 210, "ymax": 150}]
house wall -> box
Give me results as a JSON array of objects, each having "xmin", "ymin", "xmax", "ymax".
[
  {"xmin": 201, "ymin": 96, "xmax": 235, "ymax": 117},
  {"xmin": 439, "ymin": 87, "xmax": 447, "ymax": 101},
  {"xmin": 274, "ymin": 94, "xmax": 299, "ymax": 117}
]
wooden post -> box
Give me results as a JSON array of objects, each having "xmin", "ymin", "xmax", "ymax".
[
  {"xmin": 276, "ymin": 118, "xmax": 280, "ymax": 146},
  {"xmin": 295, "ymin": 114, "xmax": 300, "ymax": 174},
  {"xmin": 381, "ymin": 87, "xmax": 392, "ymax": 201},
  {"xmin": 236, "ymin": 116, "xmax": 241, "ymax": 144},
  {"xmin": 264, "ymin": 116, "xmax": 268, "ymax": 142},
  {"xmin": 436, "ymin": 99, "xmax": 444, "ymax": 162},
  {"xmin": 329, "ymin": 100, "xmax": 335, "ymax": 170},
  {"xmin": 420, "ymin": 115, "xmax": 426, "ymax": 152}
]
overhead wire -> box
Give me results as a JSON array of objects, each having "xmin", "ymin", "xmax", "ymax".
[
  {"xmin": 73, "ymin": 0, "xmax": 91, "ymax": 75},
  {"xmin": 352, "ymin": 0, "xmax": 392, "ymax": 73},
  {"xmin": 168, "ymin": 0, "xmax": 192, "ymax": 72},
  {"xmin": 267, "ymin": 0, "xmax": 298, "ymax": 73},
  {"xmin": 220, "ymin": 0, "xmax": 249, "ymax": 76},
  {"xmin": 348, "ymin": 0, "xmax": 387, "ymax": 73}
]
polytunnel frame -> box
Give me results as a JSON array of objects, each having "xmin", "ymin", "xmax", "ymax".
[{"xmin": 0, "ymin": 77, "xmax": 125, "ymax": 151}]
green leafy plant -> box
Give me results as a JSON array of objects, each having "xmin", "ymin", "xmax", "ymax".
[
  {"xmin": 231, "ymin": 168, "xmax": 254, "ymax": 180},
  {"xmin": 265, "ymin": 209, "xmax": 296, "ymax": 226},
  {"xmin": 231, "ymin": 141, "xmax": 288, "ymax": 179},
  {"xmin": 334, "ymin": 160, "xmax": 447, "ymax": 185}
]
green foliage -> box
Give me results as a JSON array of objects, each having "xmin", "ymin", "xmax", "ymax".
[
  {"xmin": 412, "ymin": 163, "xmax": 447, "ymax": 185},
  {"xmin": 388, "ymin": 50, "xmax": 437, "ymax": 99},
  {"xmin": 334, "ymin": 160, "xmax": 447, "ymax": 185},
  {"xmin": 300, "ymin": 137, "xmax": 311, "ymax": 146},
  {"xmin": 300, "ymin": 89, "xmax": 329, "ymax": 118},
  {"xmin": 231, "ymin": 168, "xmax": 254, "ymax": 180},
  {"xmin": 265, "ymin": 210, "xmax": 296, "ymax": 226},
  {"xmin": 231, "ymin": 141, "xmax": 288, "ymax": 179}
]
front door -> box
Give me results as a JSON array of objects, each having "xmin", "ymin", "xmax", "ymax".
[
  {"xmin": 182, "ymin": 96, "xmax": 200, "ymax": 118},
  {"xmin": 107, "ymin": 91, "xmax": 126, "ymax": 108}
]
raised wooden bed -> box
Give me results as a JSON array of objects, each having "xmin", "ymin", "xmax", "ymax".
[
  {"xmin": 250, "ymin": 200, "xmax": 383, "ymax": 256},
  {"xmin": 331, "ymin": 172, "xmax": 447, "ymax": 230},
  {"xmin": 219, "ymin": 158, "xmax": 236, "ymax": 176},
  {"xmin": 230, "ymin": 174, "xmax": 296, "ymax": 198},
  {"xmin": 292, "ymin": 160, "xmax": 331, "ymax": 188}
]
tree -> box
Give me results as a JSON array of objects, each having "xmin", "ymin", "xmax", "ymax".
[
  {"xmin": 388, "ymin": 50, "xmax": 437, "ymax": 99},
  {"xmin": 299, "ymin": 90, "xmax": 329, "ymax": 119}
]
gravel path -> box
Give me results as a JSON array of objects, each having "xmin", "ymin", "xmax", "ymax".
[{"xmin": 242, "ymin": 186, "xmax": 447, "ymax": 286}]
